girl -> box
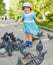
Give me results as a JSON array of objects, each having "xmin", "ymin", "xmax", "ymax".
[{"xmin": 15, "ymin": 2, "xmax": 43, "ymax": 47}]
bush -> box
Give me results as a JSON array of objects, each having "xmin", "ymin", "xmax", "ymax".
[{"xmin": 46, "ymin": 13, "xmax": 53, "ymax": 22}]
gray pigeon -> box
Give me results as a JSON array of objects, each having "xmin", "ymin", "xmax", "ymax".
[
  {"xmin": 6, "ymin": 41, "xmax": 13, "ymax": 56},
  {"xmin": 32, "ymin": 37, "xmax": 39, "ymax": 42},
  {"xmin": 25, "ymin": 51, "xmax": 47, "ymax": 65},
  {"xmin": 36, "ymin": 31, "xmax": 45, "ymax": 37},
  {"xmin": 8, "ymin": 32, "xmax": 16, "ymax": 41},
  {"xmin": 1, "ymin": 33, "xmax": 13, "ymax": 56},
  {"xmin": 17, "ymin": 58, "xmax": 24, "ymax": 65},
  {"xmin": 0, "ymin": 43, "xmax": 2, "ymax": 48},
  {"xmin": 19, "ymin": 48, "xmax": 31, "ymax": 59},
  {"xmin": 36, "ymin": 40, "xmax": 43, "ymax": 53},
  {"xmin": 47, "ymin": 33, "xmax": 53, "ymax": 40},
  {"xmin": 0, "ymin": 48, "xmax": 6, "ymax": 55}
]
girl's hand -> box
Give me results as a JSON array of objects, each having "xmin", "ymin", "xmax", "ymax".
[
  {"xmin": 15, "ymin": 25, "xmax": 17, "ymax": 27},
  {"xmin": 39, "ymin": 20, "xmax": 44, "ymax": 24},
  {"xmin": 14, "ymin": 23, "xmax": 18, "ymax": 27},
  {"xmin": 35, "ymin": 17, "xmax": 44, "ymax": 24}
]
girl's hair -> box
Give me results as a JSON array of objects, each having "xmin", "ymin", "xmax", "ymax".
[{"xmin": 22, "ymin": 6, "xmax": 32, "ymax": 10}]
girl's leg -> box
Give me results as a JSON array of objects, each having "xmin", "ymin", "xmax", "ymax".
[
  {"xmin": 28, "ymin": 34, "xmax": 32, "ymax": 41},
  {"xmin": 28, "ymin": 34, "xmax": 32, "ymax": 47},
  {"xmin": 25, "ymin": 33, "xmax": 32, "ymax": 47},
  {"xmin": 25, "ymin": 33, "xmax": 32, "ymax": 41},
  {"xmin": 25, "ymin": 33, "xmax": 29, "ymax": 46},
  {"xmin": 25, "ymin": 33, "xmax": 29, "ymax": 41}
]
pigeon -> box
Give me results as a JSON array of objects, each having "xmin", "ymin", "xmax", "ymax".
[
  {"xmin": 8, "ymin": 32, "xmax": 25, "ymax": 50},
  {"xmin": 12, "ymin": 38, "xmax": 25, "ymax": 50},
  {"xmin": 1, "ymin": 39, "xmax": 9, "ymax": 49},
  {"xmin": 16, "ymin": 39, "xmax": 33, "ymax": 59},
  {"xmin": 35, "ymin": 31, "xmax": 45, "ymax": 37},
  {"xmin": 6, "ymin": 41, "xmax": 13, "ymax": 56},
  {"xmin": 17, "ymin": 57, "xmax": 24, "ymax": 65},
  {"xmin": 17, "ymin": 38, "xmax": 24, "ymax": 43},
  {"xmin": 32, "ymin": 36, "xmax": 39, "ymax": 42},
  {"xmin": 1, "ymin": 32, "xmax": 10, "ymax": 48},
  {"xmin": 1, "ymin": 32, "xmax": 9, "ymax": 41},
  {"xmin": 20, "ymin": 46, "xmax": 40, "ymax": 59},
  {"xmin": 11, "ymin": 41, "xmax": 18, "ymax": 50},
  {"xmin": 19, "ymin": 48, "xmax": 31, "ymax": 59},
  {"xmin": 1, "ymin": 40, "xmax": 13, "ymax": 56},
  {"xmin": 0, "ymin": 40, "xmax": 13, "ymax": 56},
  {"xmin": 0, "ymin": 43, "xmax": 2, "ymax": 49},
  {"xmin": 36, "ymin": 40, "xmax": 43, "ymax": 53},
  {"xmin": 0, "ymin": 48, "xmax": 6, "ymax": 55},
  {"xmin": 8, "ymin": 32, "xmax": 16, "ymax": 41},
  {"xmin": 1, "ymin": 32, "xmax": 13, "ymax": 56},
  {"xmin": 16, "ymin": 39, "xmax": 26, "ymax": 49},
  {"xmin": 47, "ymin": 33, "xmax": 53, "ymax": 40},
  {"xmin": 25, "ymin": 51, "xmax": 47, "ymax": 65},
  {"xmin": 9, "ymin": 38, "xmax": 26, "ymax": 51},
  {"xmin": 8, "ymin": 32, "xmax": 14, "ymax": 37},
  {"xmin": 8, "ymin": 32, "xmax": 22, "ymax": 42}
]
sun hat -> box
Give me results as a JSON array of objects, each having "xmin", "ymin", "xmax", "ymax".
[{"xmin": 23, "ymin": 2, "xmax": 32, "ymax": 10}]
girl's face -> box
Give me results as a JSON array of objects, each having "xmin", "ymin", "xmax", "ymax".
[{"xmin": 23, "ymin": 7, "xmax": 31, "ymax": 14}]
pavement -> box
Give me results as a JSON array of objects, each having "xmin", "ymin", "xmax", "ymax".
[{"xmin": 0, "ymin": 20, "xmax": 53, "ymax": 65}]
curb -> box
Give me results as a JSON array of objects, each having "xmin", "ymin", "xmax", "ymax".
[{"xmin": 39, "ymin": 26, "xmax": 53, "ymax": 32}]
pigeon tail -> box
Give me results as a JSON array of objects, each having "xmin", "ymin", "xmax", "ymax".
[
  {"xmin": 17, "ymin": 57, "xmax": 24, "ymax": 65},
  {"xmin": 42, "ymin": 51, "xmax": 47, "ymax": 56},
  {"xmin": 23, "ymin": 52, "xmax": 30, "ymax": 59}
]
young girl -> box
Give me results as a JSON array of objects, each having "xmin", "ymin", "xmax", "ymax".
[{"xmin": 15, "ymin": 2, "xmax": 43, "ymax": 47}]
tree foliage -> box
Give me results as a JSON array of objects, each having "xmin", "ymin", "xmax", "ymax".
[
  {"xmin": 0, "ymin": 0, "xmax": 6, "ymax": 16},
  {"xmin": 9, "ymin": 0, "xmax": 53, "ymax": 19}
]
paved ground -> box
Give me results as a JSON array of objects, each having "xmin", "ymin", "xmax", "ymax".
[{"xmin": 0, "ymin": 20, "xmax": 53, "ymax": 65}]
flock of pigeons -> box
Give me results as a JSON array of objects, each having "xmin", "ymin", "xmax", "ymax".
[{"xmin": 0, "ymin": 31, "xmax": 53, "ymax": 65}]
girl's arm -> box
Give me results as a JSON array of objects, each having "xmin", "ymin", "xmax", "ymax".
[
  {"xmin": 34, "ymin": 16, "xmax": 43, "ymax": 23},
  {"xmin": 15, "ymin": 18, "xmax": 23, "ymax": 26}
]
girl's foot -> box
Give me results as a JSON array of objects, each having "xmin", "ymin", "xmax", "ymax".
[
  {"xmin": 28, "ymin": 41, "xmax": 32, "ymax": 47},
  {"xmin": 25, "ymin": 41, "xmax": 32, "ymax": 48}
]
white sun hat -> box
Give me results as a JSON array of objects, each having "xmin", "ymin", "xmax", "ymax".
[{"xmin": 23, "ymin": 2, "xmax": 32, "ymax": 9}]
